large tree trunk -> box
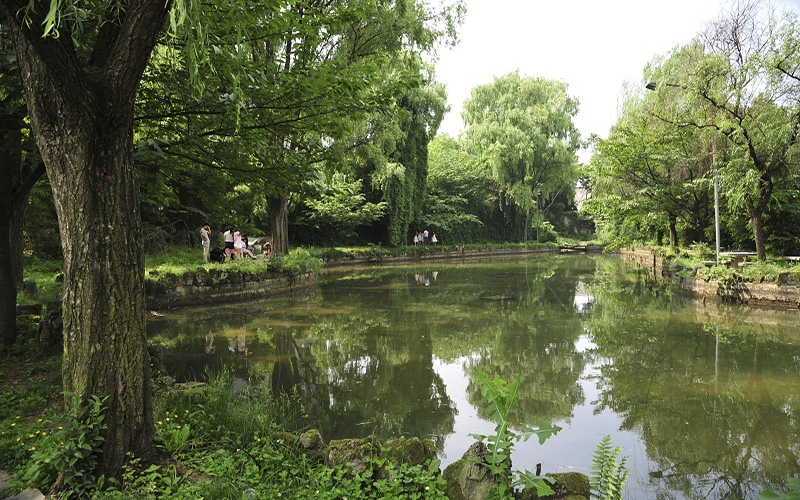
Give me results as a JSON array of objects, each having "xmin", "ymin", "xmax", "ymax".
[
  {"xmin": 521, "ymin": 210, "xmax": 529, "ymax": 243},
  {"xmin": 268, "ymin": 188, "xmax": 290, "ymax": 255},
  {"xmin": 10, "ymin": 185, "xmax": 28, "ymax": 286},
  {"xmin": 6, "ymin": 0, "xmax": 169, "ymax": 479},
  {"xmin": 668, "ymin": 216, "xmax": 678, "ymax": 255},
  {"xmin": 746, "ymin": 202, "xmax": 767, "ymax": 261},
  {"xmin": 0, "ymin": 114, "xmax": 40, "ymax": 345},
  {"xmin": 0, "ymin": 149, "xmax": 15, "ymax": 345}
]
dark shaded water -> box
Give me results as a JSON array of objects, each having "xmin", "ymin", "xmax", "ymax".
[{"xmin": 147, "ymin": 256, "xmax": 800, "ymax": 499}]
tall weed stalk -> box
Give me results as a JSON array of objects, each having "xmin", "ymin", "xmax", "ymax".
[{"xmin": 470, "ymin": 370, "xmax": 561, "ymax": 498}]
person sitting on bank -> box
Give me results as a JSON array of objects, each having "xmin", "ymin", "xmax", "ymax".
[
  {"xmin": 262, "ymin": 241, "xmax": 272, "ymax": 258},
  {"xmin": 241, "ymin": 235, "xmax": 257, "ymax": 260}
]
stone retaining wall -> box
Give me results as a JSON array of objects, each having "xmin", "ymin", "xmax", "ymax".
[
  {"xmin": 620, "ymin": 248, "xmax": 800, "ymax": 309},
  {"xmin": 618, "ymin": 248, "xmax": 671, "ymax": 278},
  {"xmin": 145, "ymin": 268, "xmax": 317, "ymax": 309},
  {"xmin": 321, "ymin": 246, "xmax": 563, "ymax": 269},
  {"xmin": 145, "ymin": 247, "xmax": 566, "ymax": 308}
]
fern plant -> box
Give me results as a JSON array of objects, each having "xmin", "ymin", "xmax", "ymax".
[
  {"xmin": 590, "ymin": 434, "xmax": 628, "ymax": 500},
  {"xmin": 758, "ymin": 477, "xmax": 800, "ymax": 499}
]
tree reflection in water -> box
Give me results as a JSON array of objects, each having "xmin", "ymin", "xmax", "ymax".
[
  {"xmin": 148, "ymin": 256, "xmax": 800, "ymax": 499},
  {"xmin": 587, "ymin": 258, "xmax": 800, "ymax": 499}
]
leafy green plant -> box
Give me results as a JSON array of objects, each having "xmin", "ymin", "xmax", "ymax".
[
  {"xmin": 470, "ymin": 370, "xmax": 562, "ymax": 498},
  {"xmin": 23, "ymin": 391, "xmax": 108, "ymax": 499},
  {"xmin": 365, "ymin": 243, "xmax": 387, "ymax": 262},
  {"xmin": 100, "ymin": 455, "xmax": 193, "ymax": 498},
  {"xmin": 283, "ymin": 247, "xmax": 322, "ymax": 275},
  {"xmin": 590, "ymin": 434, "xmax": 628, "ymax": 500},
  {"xmin": 156, "ymin": 410, "xmax": 192, "ymax": 455},
  {"xmin": 758, "ymin": 477, "xmax": 800, "ymax": 499},
  {"xmin": 303, "ymin": 450, "xmax": 446, "ymax": 499}
]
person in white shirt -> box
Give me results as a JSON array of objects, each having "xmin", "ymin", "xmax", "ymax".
[
  {"xmin": 223, "ymin": 229, "xmax": 234, "ymax": 258},
  {"xmin": 200, "ymin": 223, "xmax": 211, "ymax": 262}
]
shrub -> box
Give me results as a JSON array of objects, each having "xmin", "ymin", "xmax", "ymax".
[{"xmin": 23, "ymin": 391, "xmax": 108, "ymax": 499}]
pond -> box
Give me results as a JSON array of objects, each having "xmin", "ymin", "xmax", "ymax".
[{"xmin": 147, "ymin": 255, "xmax": 800, "ymax": 499}]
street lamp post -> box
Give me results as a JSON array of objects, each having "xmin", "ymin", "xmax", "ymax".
[
  {"xmin": 645, "ymin": 81, "xmax": 720, "ymax": 265},
  {"xmin": 712, "ymin": 136, "xmax": 720, "ymax": 265}
]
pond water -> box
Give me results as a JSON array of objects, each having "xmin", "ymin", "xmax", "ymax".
[{"xmin": 147, "ymin": 255, "xmax": 800, "ymax": 499}]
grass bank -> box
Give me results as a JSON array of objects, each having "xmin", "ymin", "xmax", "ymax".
[
  {"xmin": 641, "ymin": 245, "xmax": 800, "ymax": 283},
  {"xmin": 0, "ymin": 349, "xmax": 446, "ymax": 499}
]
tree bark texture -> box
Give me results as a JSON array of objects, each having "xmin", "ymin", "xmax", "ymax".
[
  {"xmin": 0, "ymin": 105, "xmax": 25, "ymax": 344},
  {"xmin": 268, "ymin": 188, "xmax": 290, "ymax": 255},
  {"xmin": 4, "ymin": 0, "xmax": 169, "ymax": 478},
  {"xmin": 0, "ymin": 146, "xmax": 15, "ymax": 345},
  {"xmin": 746, "ymin": 201, "xmax": 767, "ymax": 261},
  {"xmin": 668, "ymin": 217, "xmax": 678, "ymax": 255}
]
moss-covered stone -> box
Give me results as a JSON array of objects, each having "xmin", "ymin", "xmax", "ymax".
[
  {"xmin": 299, "ymin": 429, "xmax": 326, "ymax": 460},
  {"xmin": 516, "ymin": 471, "xmax": 590, "ymax": 500},
  {"xmin": 442, "ymin": 442, "xmax": 497, "ymax": 500},
  {"xmin": 383, "ymin": 436, "xmax": 435, "ymax": 467},
  {"xmin": 193, "ymin": 267, "xmax": 211, "ymax": 286},
  {"xmin": 325, "ymin": 436, "xmax": 381, "ymax": 473},
  {"xmin": 548, "ymin": 472, "xmax": 590, "ymax": 498},
  {"xmin": 272, "ymin": 431, "xmax": 300, "ymax": 447}
]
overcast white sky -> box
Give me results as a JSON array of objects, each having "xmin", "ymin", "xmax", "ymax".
[{"xmin": 432, "ymin": 0, "xmax": 731, "ymax": 162}]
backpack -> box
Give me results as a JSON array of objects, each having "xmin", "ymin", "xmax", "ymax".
[{"xmin": 210, "ymin": 247, "xmax": 226, "ymax": 263}]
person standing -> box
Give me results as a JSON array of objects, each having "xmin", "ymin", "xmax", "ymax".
[
  {"xmin": 200, "ymin": 223, "xmax": 211, "ymax": 262},
  {"xmin": 223, "ymin": 228, "xmax": 234, "ymax": 259},
  {"xmin": 233, "ymin": 231, "xmax": 244, "ymax": 259},
  {"xmin": 423, "ymin": 228, "xmax": 429, "ymax": 245}
]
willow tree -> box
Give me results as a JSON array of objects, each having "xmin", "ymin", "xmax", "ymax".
[
  {"xmin": 372, "ymin": 80, "xmax": 448, "ymax": 246},
  {"xmin": 463, "ymin": 72, "xmax": 580, "ymax": 242},
  {"xmin": 670, "ymin": 2, "xmax": 800, "ymax": 260},
  {"xmin": 131, "ymin": 0, "xmax": 461, "ymax": 255},
  {"xmin": 424, "ymin": 135, "xmax": 490, "ymax": 242},
  {"xmin": 254, "ymin": 3, "xmax": 457, "ymax": 251}
]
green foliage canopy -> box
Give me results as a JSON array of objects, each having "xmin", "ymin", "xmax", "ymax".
[{"xmin": 463, "ymin": 72, "xmax": 580, "ymax": 242}]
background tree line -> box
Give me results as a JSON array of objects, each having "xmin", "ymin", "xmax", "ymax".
[{"xmin": 585, "ymin": 1, "xmax": 800, "ymax": 260}]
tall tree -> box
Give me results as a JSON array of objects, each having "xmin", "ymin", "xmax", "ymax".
[
  {"xmin": 424, "ymin": 134, "xmax": 491, "ymax": 243},
  {"xmin": 303, "ymin": 172, "xmax": 387, "ymax": 247},
  {"xmin": 1, "ymin": 0, "xmax": 175, "ymax": 481},
  {"xmin": 0, "ymin": 26, "xmax": 45, "ymax": 345},
  {"xmin": 371, "ymin": 78, "xmax": 448, "ymax": 245},
  {"xmin": 463, "ymin": 72, "xmax": 580, "ymax": 242},
  {"xmin": 132, "ymin": 0, "xmax": 462, "ymax": 254},
  {"xmin": 682, "ymin": 2, "xmax": 800, "ymax": 260},
  {"xmin": 588, "ymin": 79, "xmax": 714, "ymax": 253}
]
